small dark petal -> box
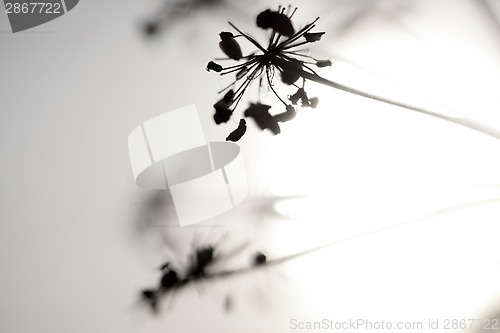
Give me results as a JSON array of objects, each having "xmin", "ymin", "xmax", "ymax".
[
  {"xmin": 303, "ymin": 32, "xmax": 325, "ymax": 42},
  {"xmin": 207, "ymin": 61, "xmax": 223, "ymax": 72},
  {"xmin": 274, "ymin": 105, "xmax": 296, "ymax": 122},
  {"xmin": 219, "ymin": 31, "xmax": 235, "ymax": 40},
  {"xmin": 316, "ymin": 59, "xmax": 332, "ymax": 68},
  {"xmin": 214, "ymin": 106, "xmax": 233, "ymax": 124},
  {"xmin": 273, "ymin": 13, "xmax": 295, "ymax": 36},
  {"xmin": 256, "ymin": 9, "xmax": 274, "ymax": 29},
  {"xmin": 219, "ymin": 38, "xmax": 242, "ymax": 60},
  {"xmin": 226, "ymin": 119, "xmax": 247, "ymax": 142},
  {"xmin": 280, "ymin": 59, "xmax": 302, "ymax": 85},
  {"xmin": 244, "ymin": 103, "xmax": 280, "ymax": 135}
]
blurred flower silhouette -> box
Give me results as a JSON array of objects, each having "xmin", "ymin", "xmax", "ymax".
[
  {"xmin": 143, "ymin": 0, "xmax": 226, "ymax": 37},
  {"xmin": 140, "ymin": 240, "xmax": 269, "ymax": 314},
  {"xmin": 207, "ymin": 6, "xmax": 332, "ymax": 140}
]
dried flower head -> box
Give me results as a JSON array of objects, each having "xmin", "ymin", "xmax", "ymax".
[{"xmin": 207, "ymin": 6, "xmax": 332, "ymax": 141}]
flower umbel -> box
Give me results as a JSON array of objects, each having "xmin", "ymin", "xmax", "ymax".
[
  {"xmin": 207, "ymin": 6, "xmax": 331, "ymax": 141},
  {"xmin": 207, "ymin": 7, "xmax": 500, "ymax": 143}
]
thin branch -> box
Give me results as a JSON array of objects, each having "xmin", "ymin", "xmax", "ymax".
[
  {"xmin": 228, "ymin": 22, "xmax": 267, "ymax": 53},
  {"xmin": 273, "ymin": 57, "xmax": 500, "ymax": 141}
]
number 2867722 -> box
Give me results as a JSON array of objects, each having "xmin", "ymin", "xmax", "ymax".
[{"xmin": 5, "ymin": 3, "xmax": 62, "ymax": 14}]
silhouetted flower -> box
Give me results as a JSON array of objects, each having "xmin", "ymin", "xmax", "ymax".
[{"xmin": 207, "ymin": 6, "xmax": 332, "ymax": 139}]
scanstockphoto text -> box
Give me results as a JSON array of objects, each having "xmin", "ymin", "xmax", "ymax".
[{"xmin": 289, "ymin": 318, "xmax": 499, "ymax": 331}]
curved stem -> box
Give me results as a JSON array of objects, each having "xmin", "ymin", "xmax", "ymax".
[{"xmin": 273, "ymin": 58, "xmax": 500, "ymax": 141}]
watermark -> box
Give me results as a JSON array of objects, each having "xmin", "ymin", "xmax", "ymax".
[
  {"xmin": 128, "ymin": 105, "xmax": 248, "ymax": 227},
  {"xmin": 2, "ymin": 0, "xmax": 79, "ymax": 32},
  {"xmin": 289, "ymin": 318, "xmax": 500, "ymax": 331}
]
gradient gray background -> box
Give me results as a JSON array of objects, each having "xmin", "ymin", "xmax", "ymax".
[{"xmin": 2, "ymin": 0, "xmax": 500, "ymax": 332}]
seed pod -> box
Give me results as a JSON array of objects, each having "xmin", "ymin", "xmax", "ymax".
[
  {"xmin": 303, "ymin": 32, "xmax": 325, "ymax": 42},
  {"xmin": 206, "ymin": 61, "xmax": 223, "ymax": 72},
  {"xmin": 219, "ymin": 31, "xmax": 242, "ymax": 60},
  {"xmin": 226, "ymin": 119, "xmax": 247, "ymax": 142},
  {"xmin": 316, "ymin": 59, "xmax": 332, "ymax": 68}
]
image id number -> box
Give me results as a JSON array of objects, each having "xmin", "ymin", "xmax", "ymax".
[{"xmin": 5, "ymin": 3, "xmax": 61, "ymax": 14}]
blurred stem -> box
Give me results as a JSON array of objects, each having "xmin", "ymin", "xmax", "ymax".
[
  {"xmin": 478, "ymin": 0, "xmax": 500, "ymax": 38},
  {"xmin": 275, "ymin": 58, "xmax": 500, "ymax": 141},
  {"xmin": 218, "ymin": 196, "xmax": 500, "ymax": 280}
]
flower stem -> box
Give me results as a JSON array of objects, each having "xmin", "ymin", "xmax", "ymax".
[{"xmin": 274, "ymin": 58, "xmax": 500, "ymax": 141}]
